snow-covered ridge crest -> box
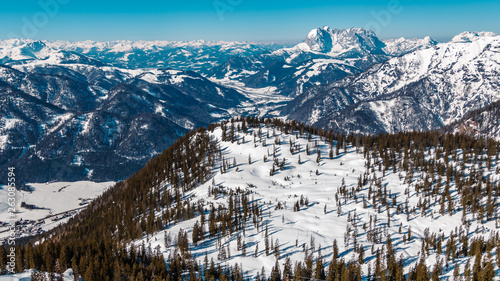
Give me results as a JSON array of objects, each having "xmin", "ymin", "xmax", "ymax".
[
  {"xmin": 451, "ymin": 31, "xmax": 499, "ymax": 43},
  {"xmin": 383, "ymin": 36, "xmax": 437, "ymax": 57}
]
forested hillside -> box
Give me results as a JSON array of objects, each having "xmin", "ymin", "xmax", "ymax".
[{"xmin": 1, "ymin": 117, "xmax": 500, "ymax": 280}]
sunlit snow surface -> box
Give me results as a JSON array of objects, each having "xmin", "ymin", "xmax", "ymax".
[
  {"xmin": 0, "ymin": 181, "xmax": 113, "ymax": 240},
  {"xmin": 128, "ymin": 125, "xmax": 500, "ymax": 278},
  {"xmin": 0, "ymin": 269, "xmax": 75, "ymax": 280}
]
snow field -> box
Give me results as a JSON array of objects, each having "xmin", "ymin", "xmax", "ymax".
[
  {"xmin": 0, "ymin": 181, "xmax": 114, "ymax": 240},
  {"xmin": 131, "ymin": 123, "xmax": 500, "ymax": 278}
]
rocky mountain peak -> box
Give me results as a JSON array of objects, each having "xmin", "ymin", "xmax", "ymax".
[{"xmin": 304, "ymin": 26, "xmax": 386, "ymax": 57}]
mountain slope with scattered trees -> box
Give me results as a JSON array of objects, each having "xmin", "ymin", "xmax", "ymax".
[{"xmin": 2, "ymin": 117, "xmax": 500, "ymax": 280}]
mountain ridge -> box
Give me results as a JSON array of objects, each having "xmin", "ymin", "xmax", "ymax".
[{"xmin": 283, "ymin": 32, "xmax": 500, "ymax": 134}]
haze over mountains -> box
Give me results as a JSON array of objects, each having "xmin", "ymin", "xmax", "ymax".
[{"xmin": 0, "ymin": 26, "xmax": 499, "ymax": 183}]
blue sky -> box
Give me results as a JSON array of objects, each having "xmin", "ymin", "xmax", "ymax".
[{"xmin": 1, "ymin": 0, "xmax": 499, "ymax": 42}]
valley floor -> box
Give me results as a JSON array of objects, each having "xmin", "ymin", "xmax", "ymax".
[{"xmin": 0, "ymin": 181, "xmax": 114, "ymax": 242}]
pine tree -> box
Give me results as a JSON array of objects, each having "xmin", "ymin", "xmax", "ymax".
[
  {"xmin": 358, "ymin": 246, "xmax": 365, "ymax": 264},
  {"xmin": 452, "ymin": 264, "xmax": 460, "ymax": 281},
  {"xmin": 84, "ymin": 264, "xmax": 95, "ymax": 281},
  {"xmin": 265, "ymin": 224, "xmax": 270, "ymax": 256},
  {"xmin": 270, "ymin": 259, "xmax": 282, "ymax": 281},
  {"xmin": 274, "ymin": 238, "xmax": 280, "ymax": 259},
  {"xmin": 283, "ymin": 257, "xmax": 292, "ymax": 280},
  {"xmin": 483, "ymin": 255, "xmax": 495, "ymax": 281},
  {"xmin": 242, "ymin": 240, "xmax": 246, "ymax": 257},
  {"xmin": 314, "ymin": 255, "xmax": 326, "ymax": 280}
]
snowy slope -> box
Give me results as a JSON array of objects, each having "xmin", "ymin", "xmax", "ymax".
[
  {"xmin": 383, "ymin": 36, "xmax": 437, "ymax": 57},
  {"xmin": 128, "ymin": 121, "xmax": 500, "ymax": 279},
  {"xmin": 443, "ymin": 100, "xmax": 500, "ymax": 141},
  {"xmin": 451, "ymin": 31, "xmax": 498, "ymax": 43}
]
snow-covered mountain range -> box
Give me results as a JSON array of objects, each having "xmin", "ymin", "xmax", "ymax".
[
  {"xmin": 283, "ymin": 31, "xmax": 500, "ymax": 134},
  {"xmin": 0, "ymin": 39, "xmax": 288, "ymax": 74},
  {"xmin": 0, "ymin": 27, "xmax": 499, "ymax": 183},
  {"xmin": 0, "ymin": 64, "xmax": 245, "ymax": 182}
]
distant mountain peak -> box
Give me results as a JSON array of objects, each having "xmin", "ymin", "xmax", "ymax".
[
  {"xmin": 451, "ymin": 31, "xmax": 498, "ymax": 43},
  {"xmin": 25, "ymin": 40, "xmax": 47, "ymax": 52},
  {"xmin": 422, "ymin": 36, "xmax": 436, "ymax": 44},
  {"xmin": 305, "ymin": 27, "xmax": 333, "ymax": 52},
  {"xmin": 383, "ymin": 36, "xmax": 437, "ymax": 57},
  {"xmin": 304, "ymin": 26, "xmax": 386, "ymax": 57}
]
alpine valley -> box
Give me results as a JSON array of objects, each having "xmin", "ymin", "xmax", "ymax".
[
  {"xmin": 1, "ymin": 27, "xmax": 499, "ymax": 183},
  {"xmin": 0, "ymin": 26, "xmax": 500, "ymax": 280}
]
